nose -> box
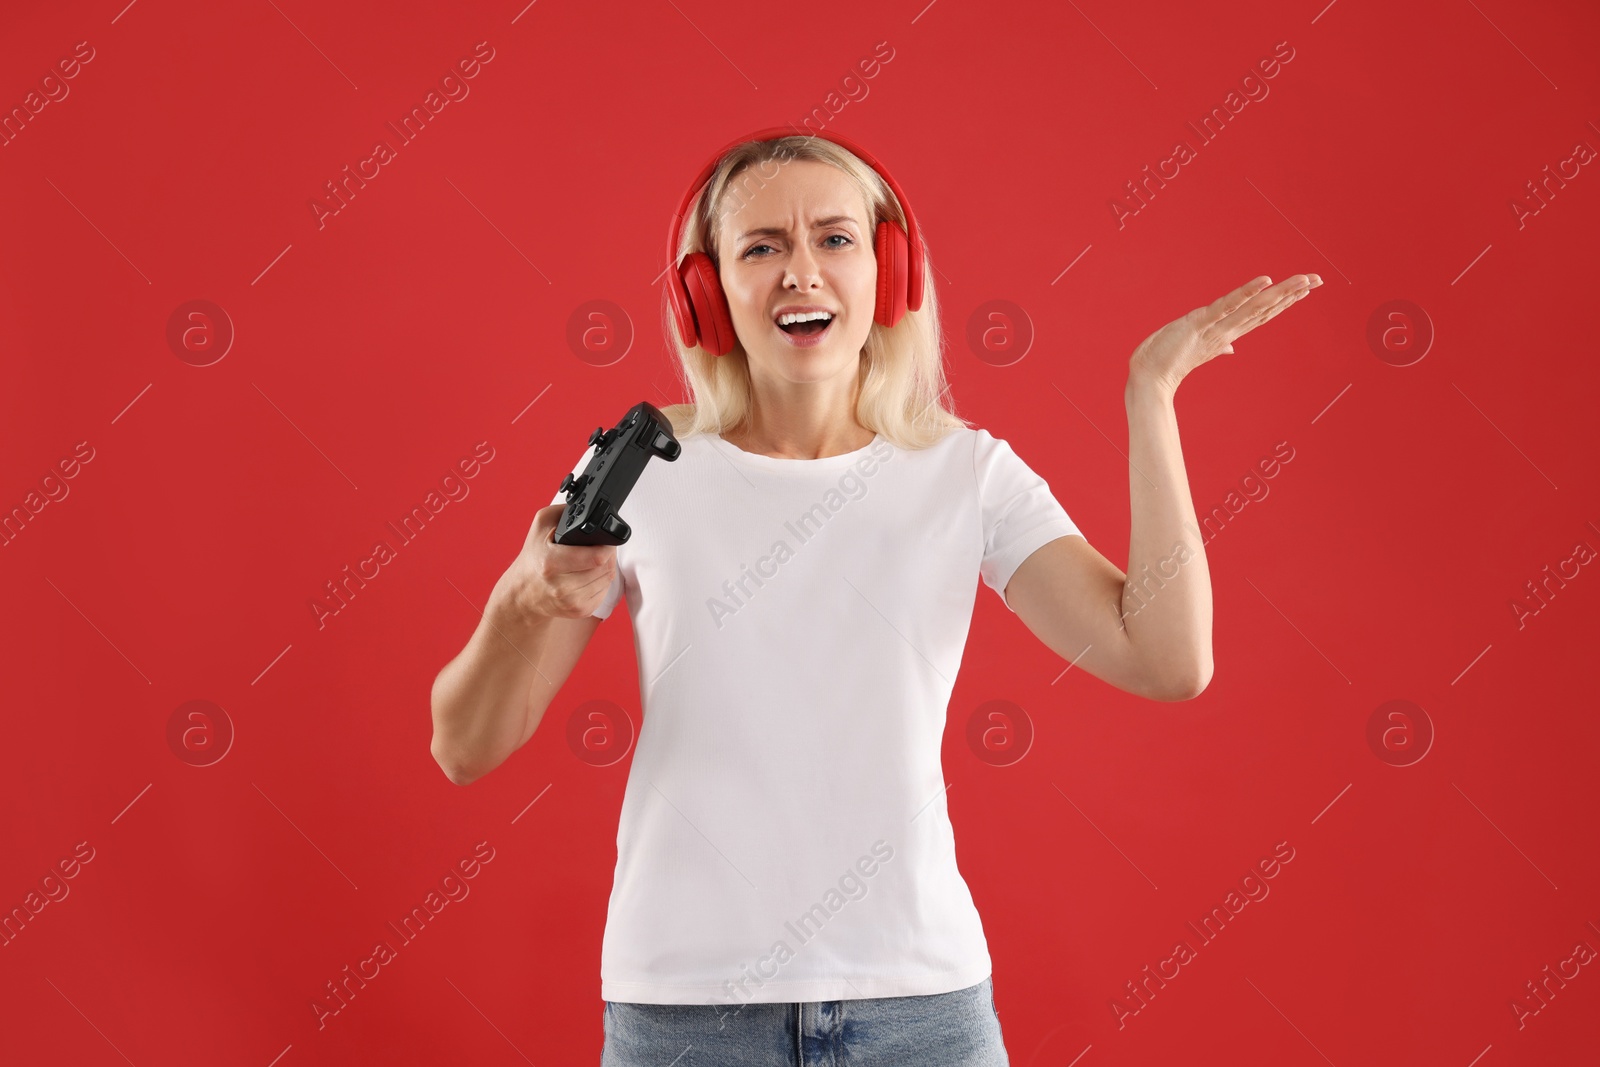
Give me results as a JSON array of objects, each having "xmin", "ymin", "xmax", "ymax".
[{"xmin": 784, "ymin": 239, "xmax": 822, "ymax": 291}]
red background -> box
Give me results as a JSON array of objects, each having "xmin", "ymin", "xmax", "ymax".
[{"xmin": 3, "ymin": 0, "xmax": 1598, "ymax": 1063}]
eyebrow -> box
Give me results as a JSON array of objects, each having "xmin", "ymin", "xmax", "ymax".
[{"xmin": 737, "ymin": 215, "xmax": 860, "ymax": 242}]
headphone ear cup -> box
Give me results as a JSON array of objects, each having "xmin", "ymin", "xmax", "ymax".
[
  {"xmin": 679, "ymin": 252, "xmax": 737, "ymax": 356},
  {"xmin": 873, "ymin": 220, "xmax": 910, "ymax": 327},
  {"xmin": 667, "ymin": 258, "xmax": 698, "ymax": 349}
]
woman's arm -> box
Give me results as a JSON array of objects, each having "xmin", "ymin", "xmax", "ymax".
[
  {"xmin": 431, "ymin": 585, "xmax": 603, "ymax": 785},
  {"xmin": 1006, "ymin": 273, "xmax": 1322, "ymax": 701},
  {"xmin": 1004, "ymin": 377, "xmax": 1209, "ymax": 702},
  {"xmin": 430, "ymin": 503, "xmax": 618, "ymax": 784},
  {"xmin": 1118, "ymin": 371, "xmax": 1212, "ymax": 695}
]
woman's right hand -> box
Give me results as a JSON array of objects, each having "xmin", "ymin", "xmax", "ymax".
[{"xmin": 494, "ymin": 504, "xmax": 619, "ymax": 621}]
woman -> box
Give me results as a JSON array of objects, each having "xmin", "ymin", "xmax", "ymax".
[{"xmin": 429, "ymin": 130, "xmax": 1321, "ymax": 1065}]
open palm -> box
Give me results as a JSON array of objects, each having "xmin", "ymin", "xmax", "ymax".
[{"xmin": 1130, "ymin": 273, "xmax": 1323, "ymax": 392}]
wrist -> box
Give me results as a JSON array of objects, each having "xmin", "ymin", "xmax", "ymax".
[{"xmin": 1126, "ymin": 369, "xmax": 1178, "ymax": 406}]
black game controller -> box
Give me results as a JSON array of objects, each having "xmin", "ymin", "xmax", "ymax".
[{"xmin": 554, "ymin": 401, "xmax": 681, "ymax": 546}]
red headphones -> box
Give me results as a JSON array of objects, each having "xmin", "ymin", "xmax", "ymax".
[{"xmin": 664, "ymin": 126, "xmax": 926, "ymax": 357}]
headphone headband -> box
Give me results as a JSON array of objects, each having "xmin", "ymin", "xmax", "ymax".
[{"xmin": 663, "ymin": 126, "xmax": 924, "ymax": 313}]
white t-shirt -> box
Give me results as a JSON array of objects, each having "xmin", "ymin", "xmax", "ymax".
[{"xmin": 549, "ymin": 425, "xmax": 1083, "ymax": 1005}]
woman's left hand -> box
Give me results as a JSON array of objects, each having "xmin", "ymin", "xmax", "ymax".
[{"xmin": 1128, "ymin": 273, "xmax": 1323, "ymax": 393}]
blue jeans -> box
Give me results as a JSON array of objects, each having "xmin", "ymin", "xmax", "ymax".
[{"xmin": 601, "ymin": 975, "xmax": 1008, "ymax": 1066}]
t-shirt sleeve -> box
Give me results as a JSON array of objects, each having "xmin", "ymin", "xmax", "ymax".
[
  {"xmin": 974, "ymin": 429, "xmax": 1084, "ymax": 614},
  {"xmin": 548, "ymin": 444, "xmax": 624, "ymax": 620}
]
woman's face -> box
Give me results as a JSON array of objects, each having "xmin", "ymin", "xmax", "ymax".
[{"xmin": 714, "ymin": 159, "xmax": 878, "ymax": 388}]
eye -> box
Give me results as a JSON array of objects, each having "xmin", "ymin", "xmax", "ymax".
[
  {"xmin": 824, "ymin": 234, "xmax": 852, "ymax": 248},
  {"xmin": 742, "ymin": 243, "xmax": 774, "ymax": 259}
]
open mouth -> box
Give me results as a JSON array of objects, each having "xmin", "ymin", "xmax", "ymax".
[{"xmin": 775, "ymin": 312, "xmax": 835, "ymax": 338}]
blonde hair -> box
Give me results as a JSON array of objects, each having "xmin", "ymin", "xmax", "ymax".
[{"xmin": 657, "ymin": 134, "xmax": 969, "ymax": 451}]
